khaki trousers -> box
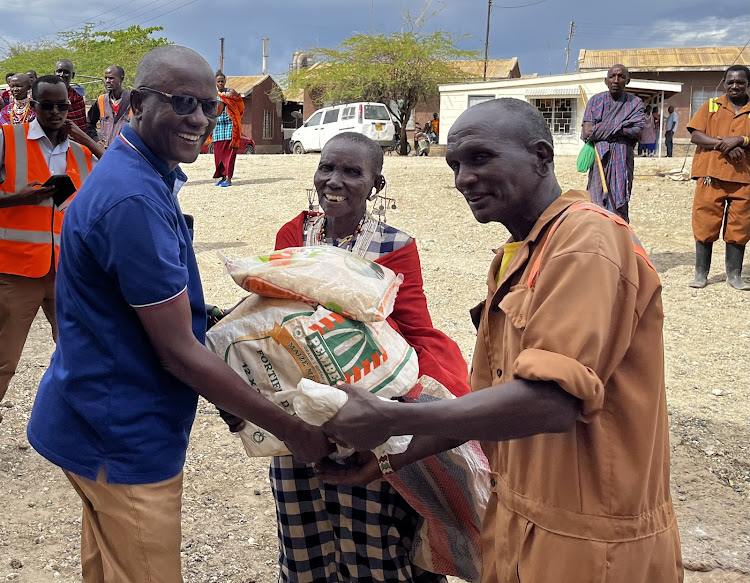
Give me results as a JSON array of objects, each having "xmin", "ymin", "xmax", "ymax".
[
  {"xmin": 65, "ymin": 469, "xmax": 184, "ymax": 583},
  {"xmin": 0, "ymin": 268, "xmax": 57, "ymax": 402}
]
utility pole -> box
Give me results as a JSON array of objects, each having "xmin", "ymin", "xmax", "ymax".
[
  {"xmin": 564, "ymin": 21, "xmax": 575, "ymax": 74},
  {"xmin": 370, "ymin": 0, "xmax": 374, "ymax": 35},
  {"xmin": 483, "ymin": 0, "xmax": 493, "ymax": 81},
  {"xmin": 219, "ymin": 37, "xmax": 225, "ymax": 73}
]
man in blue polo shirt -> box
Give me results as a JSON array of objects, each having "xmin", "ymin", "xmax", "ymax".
[{"xmin": 27, "ymin": 45, "xmax": 333, "ymax": 582}]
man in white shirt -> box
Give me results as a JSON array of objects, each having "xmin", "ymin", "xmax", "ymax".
[
  {"xmin": 0, "ymin": 75, "xmax": 103, "ymax": 420},
  {"xmin": 665, "ymin": 105, "xmax": 679, "ymax": 157}
]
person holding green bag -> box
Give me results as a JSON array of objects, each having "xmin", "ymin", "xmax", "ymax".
[{"xmin": 581, "ymin": 65, "xmax": 645, "ymax": 223}]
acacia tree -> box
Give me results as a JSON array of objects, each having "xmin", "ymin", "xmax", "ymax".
[
  {"xmin": 286, "ymin": 25, "xmax": 477, "ymax": 154},
  {"xmin": 1, "ymin": 25, "xmax": 171, "ymax": 98}
]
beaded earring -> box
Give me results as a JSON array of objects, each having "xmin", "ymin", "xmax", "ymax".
[
  {"xmin": 371, "ymin": 182, "xmax": 397, "ymax": 224},
  {"xmin": 306, "ymin": 188, "xmax": 319, "ymax": 212}
]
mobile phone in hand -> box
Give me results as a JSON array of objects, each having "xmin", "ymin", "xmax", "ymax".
[{"xmin": 43, "ymin": 175, "xmax": 77, "ymax": 208}]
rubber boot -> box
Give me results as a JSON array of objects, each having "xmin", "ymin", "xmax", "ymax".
[
  {"xmin": 725, "ymin": 243, "xmax": 750, "ymax": 291},
  {"xmin": 688, "ymin": 241, "xmax": 712, "ymax": 288}
]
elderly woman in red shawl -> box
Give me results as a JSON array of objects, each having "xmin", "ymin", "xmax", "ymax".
[
  {"xmin": 270, "ymin": 132, "xmax": 470, "ymax": 582},
  {"xmin": 211, "ymin": 71, "xmax": 244, "ymax": 187}
]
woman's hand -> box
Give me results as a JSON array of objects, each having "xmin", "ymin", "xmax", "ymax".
[
  {"xmin": 315, "ymin": 451, "xmax": 383, "ymax": 486},
  {"xmin": 285, "ymin": 421, "xmax": 336, "ymax": 464}
]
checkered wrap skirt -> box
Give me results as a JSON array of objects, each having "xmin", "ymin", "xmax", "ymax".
[{"xmin": 270, "ymin": 455, "xmax": 447, "ymax": 583}]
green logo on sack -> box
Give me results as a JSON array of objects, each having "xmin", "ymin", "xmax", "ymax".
[{"xmin": 306, "ymin": 318, "xmax": 384, "ymax": 384}]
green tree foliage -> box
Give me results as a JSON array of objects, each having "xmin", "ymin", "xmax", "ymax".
[
  {"xmin": 285, "ymin": 18, "xmax": 478, "ymax": 154},
  {"xmin": 0, "ymin": 25, "xmax": 171, "ymax": 100}
]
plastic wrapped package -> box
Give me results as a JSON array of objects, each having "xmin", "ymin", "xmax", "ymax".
[
  {"xmin": 222, "ymin": 246, "xmax": 403, "ymax": 322},
  {"xmin": 205, "ymin": 295, "xmax": 419, "ymax": 457}
]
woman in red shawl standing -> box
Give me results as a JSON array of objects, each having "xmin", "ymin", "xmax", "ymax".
[
  {"xmin": 271, "ymin": 132, "xmax": 470, "ymax": 582},
  {"xmin": 212, "ymin": 72, "xmax": 244, "ymax": 187}
]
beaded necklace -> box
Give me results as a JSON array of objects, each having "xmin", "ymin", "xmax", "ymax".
[
  {"xmin": 12, "ymin": 101, "xmax": 31, "ymax": 124},
  {"xmin": 317, "ymin": 213, "xmax": 368, "ymax": 248}
]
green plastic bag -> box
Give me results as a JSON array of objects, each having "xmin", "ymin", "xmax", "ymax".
[{"xmin": 577, "ymin": 141, "xmax": 596, "ymax": 173}]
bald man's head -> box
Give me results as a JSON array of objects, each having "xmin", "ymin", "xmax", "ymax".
[
  {"xmin": 446, "ymin": 98, "xmax": 559, "ymax": 228},
  {"xmin": 607, "ymin": 64, "xmax": 630, "ymax": 81},
  {"xmin": 605, "ymin": 64, "xmax": 629, "ymax": 99},
  {"xmin": 134, "ymin": 45, "xmax": 214, "ymax": 90},
  {"xmin": 130, "ymin": 45, "xmax": 218, "ymax": 169}
]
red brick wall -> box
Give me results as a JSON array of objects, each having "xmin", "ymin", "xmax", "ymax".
[
  {"xmin": 240, "ymin": 76, "xmax": 283, "ymax": 154},
  {"xmin": 630, "ymin": 71, "xmax": 728, "ymax": 140}
]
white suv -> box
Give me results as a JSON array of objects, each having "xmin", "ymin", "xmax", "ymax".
[{"xmin": 290, "ymin": 102, "xmax": 395, "ymax": 154}]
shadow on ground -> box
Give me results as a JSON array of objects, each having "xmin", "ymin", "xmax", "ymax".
[
  {"xmin": 184, "ymin": 177, "xmax": 294, "ymax": 187},
  {"xmin": 645, "ymin": 251, "xmax": 694, "ymax": 273},
  {"xmin": 193, "ymin": 241, "xmax": 250, "ymax": 253}
]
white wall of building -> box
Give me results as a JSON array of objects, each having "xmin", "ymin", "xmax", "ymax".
[{"xmin": 438, "ymin": 72, "xmax": 681, "ymax": 156}]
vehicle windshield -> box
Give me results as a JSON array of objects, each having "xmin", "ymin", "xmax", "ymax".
[{"xmin": 363, "ymin": 104, "xmax": 389, "ymax": 121}]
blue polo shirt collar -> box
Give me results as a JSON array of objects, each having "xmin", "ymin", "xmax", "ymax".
[{"xmin": 119, "ymin": 125, "xmax": 187, "ymax": 193}]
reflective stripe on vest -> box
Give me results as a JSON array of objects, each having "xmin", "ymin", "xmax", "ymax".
[
  {"xmin": 98, "ymin": 93, "xmax": 132, "ymax": 121},
  {"xmin": 0, "ymin": 227, "xmax": 53, "ymax": 244},
  {"xmin": 0, "ymin": 123, "xmax": 93, "ymax": 277},
  {"xmin": 708, "ymin": 98, "xmax": 720, "ymax": 113},
  {"xmin": 527, "ymin": 202, "xmax": 655, "ymax": 288}
]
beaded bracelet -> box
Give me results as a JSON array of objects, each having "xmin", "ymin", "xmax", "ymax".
[{"xmin": 378, "ymin": 453, "xmax": 395, "ymax": 475}]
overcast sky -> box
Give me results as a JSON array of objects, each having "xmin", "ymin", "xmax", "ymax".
[{"xmin": 1, "ymin": 0, "xmax": 748, "ymax": 81}]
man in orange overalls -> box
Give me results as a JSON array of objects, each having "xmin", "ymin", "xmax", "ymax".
[
  {"xmin": 687, "ymin": 64, "xmax": 750, "ymax": 290},
  {"xmin": 319, "ymin": 97, "xmax": 684, "ymax": 583}
]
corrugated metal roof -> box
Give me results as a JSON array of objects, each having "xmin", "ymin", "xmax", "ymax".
[
  {"xmin": 525, "ymin": 87, "xmax": 580, "ymax": 97},
  {"xmin": 451, "ymin": 58, "xmax": 519, "ymax": 79},
  {"xmin": 577, "ymin": 46, "xmax": 750, "ymax": 72},
  {"xmin": 283, "ymin": 88, "xmax": 305, "ymax": 103},
  {"xmin": 224, "ymin": 75, "xmax": 269, "ymax": 97},
  {"xmin": 296, "ymin": 58, "xmax": 519, "ymax": 80}
]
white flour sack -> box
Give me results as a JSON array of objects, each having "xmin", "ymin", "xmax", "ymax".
[
  {"xmin": 205, "ymin": 295, "xmax": 419, "ymax": 457},
  {"xmin": 223, "ymin": 246, "xmax": 403, "ymax": 322}
]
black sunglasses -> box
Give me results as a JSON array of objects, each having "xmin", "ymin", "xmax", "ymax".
[
  {"xmin": 33, "ymin": 101, "xmax": 71, "ymax": 111},
  {"xmin": 138, "ymin": 87, "xmax": 218, "ymax": 118}
]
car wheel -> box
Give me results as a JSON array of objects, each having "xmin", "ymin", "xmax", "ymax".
[
  {"xmin": 244, "ymin": 143, "xmax": 255, "ymax": 155},
  {"xmin": 208, "ymin": 143, "xmax": 214, "ymax": 154},
  {"xmin": 292, "ymin": 142, "xmax": 306, "ymax": 155}
]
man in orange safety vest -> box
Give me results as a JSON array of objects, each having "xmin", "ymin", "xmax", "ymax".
[{"xmin": 0, "ymin": 74, "xmax": 103, "ymax": 420}]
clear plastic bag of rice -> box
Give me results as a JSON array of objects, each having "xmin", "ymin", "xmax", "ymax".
[{"xmin": 222, "ymin": 246, "xmax": 403, "ymax": 322}]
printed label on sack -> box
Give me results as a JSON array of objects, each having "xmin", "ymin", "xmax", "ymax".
[{"xmin": 269, "ymin": 311, "xmax": 387, "ymax": 388}]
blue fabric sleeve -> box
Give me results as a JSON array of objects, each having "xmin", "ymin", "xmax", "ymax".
[{"xmin": 87, "ymin": 195, "xmax": 189, "ymax": 307}]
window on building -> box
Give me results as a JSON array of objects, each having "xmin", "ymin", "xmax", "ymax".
[
  {"xmin": 263, "ymin": 110, "xmax": 273, "ymax": 139},
  {"xmin": 690, "ymin": 88, "xmax": 722, "ymax": 117},
  {"xmin": 468, "ymin": 95, "xmax": 494, "ymax": 108},
  {"xmin": 530, "ymin": 98, "xmax": 576, "ymax": 135}
]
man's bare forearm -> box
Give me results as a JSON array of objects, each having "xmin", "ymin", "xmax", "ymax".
[{"xmin": 380, "ymin": 379, "xmax": 578, "ymax": 443}]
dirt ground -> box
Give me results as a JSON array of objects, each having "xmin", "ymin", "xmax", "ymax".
[{"xmin": 1, "ymin": 151, "xmax": 748, "ymax": 582}]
